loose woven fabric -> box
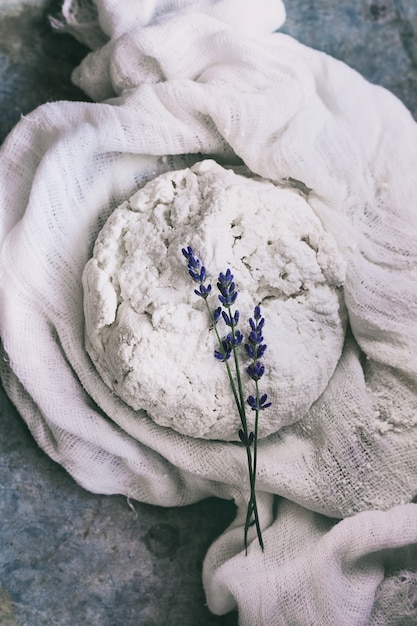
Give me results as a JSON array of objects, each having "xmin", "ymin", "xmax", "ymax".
[{"xmin": 1, "ymin": 1, "xmax": 417, "ymax": 623}]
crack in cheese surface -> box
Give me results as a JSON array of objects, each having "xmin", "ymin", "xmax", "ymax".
[{"xmin": 83, "ymin": 159, "xmax": 347, "ymax": 440}]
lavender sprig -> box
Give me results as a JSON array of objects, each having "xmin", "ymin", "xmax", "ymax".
[
  {"xmin": 182, "ymin": 246, "xmax": 243, "ymax": 413},
  {"xmin": 244, "ymin": 306, "xmax": 271, "ymax": 548},
  {"xmin": 182, "ymin": 246, "xmax": 272, "ymax": 553}
]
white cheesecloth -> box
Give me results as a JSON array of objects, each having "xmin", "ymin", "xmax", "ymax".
[{"xmin": 1, "ymin": 1, "xmax": 417, "ymax": 624}]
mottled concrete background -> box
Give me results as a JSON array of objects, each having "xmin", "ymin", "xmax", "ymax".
[{"xmin": 0, "ymin": 1, "xmax": 416, "ymax": 625}]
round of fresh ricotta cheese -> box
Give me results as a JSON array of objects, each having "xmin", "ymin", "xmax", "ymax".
[{"xmin": 82, "ymin": 159, "xmax": 347, "ymax": 441}]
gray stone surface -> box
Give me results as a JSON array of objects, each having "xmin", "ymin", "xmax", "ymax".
[
  {"xmin": 281, "ymin": 0, "xmax": 417, "ymax": 118},
  {"xmin": 0, "ymin": 1, "xmax": 89, "ymax": 143},
  {"xmin": 0, "ymin": 382, "xmax": 237, "ymax": 626},
  {"xmin": 0, "ymin": 1, "xmax": 416, "ymax": 625}
]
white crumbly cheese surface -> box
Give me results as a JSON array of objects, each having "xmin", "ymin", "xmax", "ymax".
[{"xmin": 82, "ymin": 159, "xmax": 347, "ymax": 440}]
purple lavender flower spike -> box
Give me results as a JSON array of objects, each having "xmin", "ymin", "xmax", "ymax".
[
  {"xmin": 245, "ymin": 306, "xmax": 267, "ymax": 361},
  {"xmin": 214, "ymin": 337, "xmax": 232, "ymax": 361},
  {"xmin": 213, "ymin": 307, "xmax": 222, "ymax": 324},
  {"xmin": 182, "ymin": 246, "xmax": 212, "ymax": 299},
  {"xmin": 247, "ymin": 393, "xmax": 272, "ymax": 411},
  {"xmin": 194, "ymin": 283, "xmax": 212, "ymax": 299},
  {"xmin": 245, "ymin": 305, "xmax": 271, "ymax": 407},
  {"xmin": 222, "ymin": 309, "xmax": 240, "ymax": 328},
  {"xmin": 238, "ymin": 429, "xmax": 255, "ymax": 446},
  {"xmin": 217, "ymin": 269, "xmax": 238, "ymax": 307},
  {"xmin": 233, "ymin": 330, "xmax": 244, "ymax": 346},
  {"xmin": 226, "ymin": 330, "xmax": 243, "ymax": 347},
  {"xmin": 247, "ymin": 362, "xmax": 265, "ymax": 381}
]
